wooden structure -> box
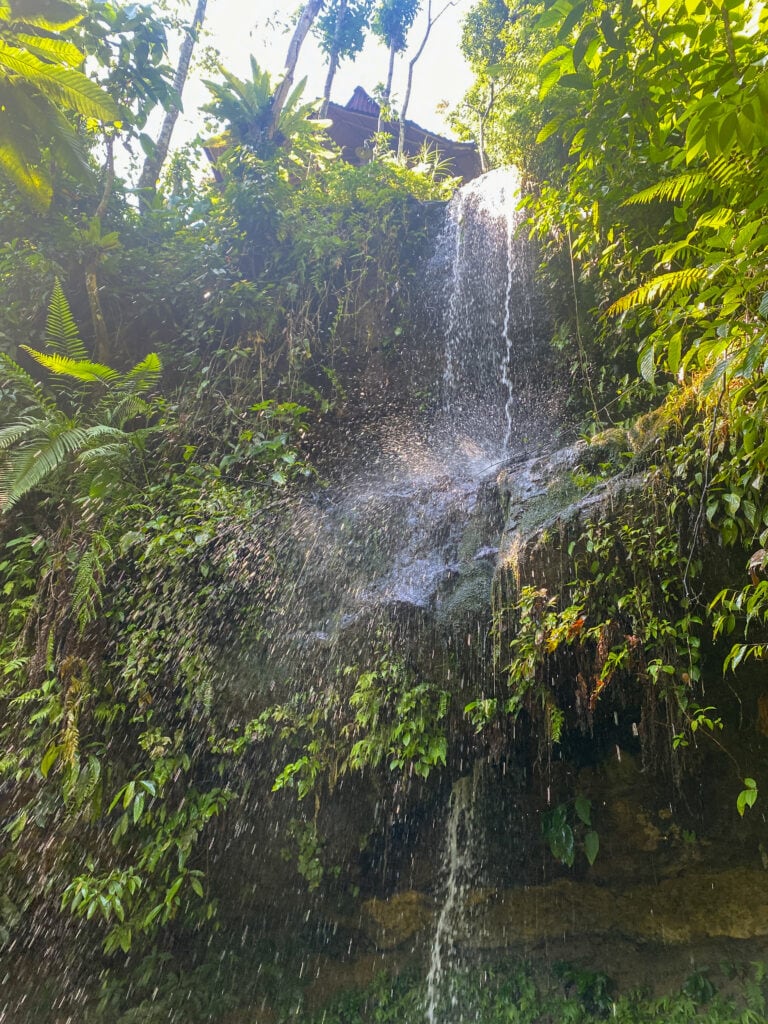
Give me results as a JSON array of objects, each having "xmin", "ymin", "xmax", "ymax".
[{"xmin": 325, "ymin": 87, "xmax": 482, "ymax": 182}]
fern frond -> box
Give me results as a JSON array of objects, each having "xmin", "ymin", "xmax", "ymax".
[
  {"xmin": 0, "ymin": 41, "xmax": 119, "ymax": 121},
  {"xmin": 45, "ymin": 279, "xmax": 87, "ymax": 359},
  {"xmin": 2, "ymin": 425, "xmax": 91, "ymax": 509},
  {"xmin": 0, "ymin": 353, "xmax": 55, "ymax": 409},
  {"xmin": 12, "ymin": 33, "xmax": 84, "ymax": 68},
  {"xmin": 0, "ymin": 136, "xmax": 51, "ymax": 205},
  {"xmin": 623, "ymin": 171, "xmax": 708, "ymax": 206},
  {"xmin": 707, "ymin": 152, "xmax": 753, "ymax": 188},
  {"xmin": 72, "ymin": 531, "xmax": 113, "ymax": 630},
  {"xmin": 121, "ymin": 352, "xmax": 162, "ymax": 395},
  {"xmin": 20, "ymin": 347, "xmax": 119, "ymax": 384},
  {"xmin": 0, "ymin": 417, "xmax": 43, "ymax": 451},
  {"xmin": 606, "ymin": 267, "xmax": 712, "ymax": 316},
  {"xmin": 693, "ymin": 207, "xmax": 734, "ymax": 231},
  {"xmin": 100, "ymin": 395, "xmax": 152, "ymax": 428},
  {"xmin": 77, "ymin": 442, "xmax": 132, "ymax": 464}
]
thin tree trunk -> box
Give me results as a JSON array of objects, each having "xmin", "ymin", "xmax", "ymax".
[
  {"xmin": 269, "ymin": 0, "xmax": 325, "ymax": 137},
  {"xmin": 137, "ymin": 0, "xmax": 208, "ymax": 207},
  {"xmin": 88, "ymin": 136, "xmax": 114, "ymax": 363},
  {"xmin": 397, "ymin": 0, "xmax": 455, "ymax": 158},
  {"xmin": 321, "ymin": 0, "xmax": 347, "ymax": 113},
  {"xmin": 377, "ymin": 41, "xmax": 396, "ymax": 132}
]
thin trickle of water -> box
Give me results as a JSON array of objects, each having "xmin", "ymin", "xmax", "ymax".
[{"xmin": 425, "ymin": 769, "xmax": 480, "ymax": 1024}]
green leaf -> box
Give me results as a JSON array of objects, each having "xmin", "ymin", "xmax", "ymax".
[
  {"xmin": 574, "ymin": 794, "xmax": 591, "ymax": 825},
  {"xmin": 41, "ymin": 743, "xmax": 60, "ymax": 777},
  {"xmin": 584, "ymin": 830, "xmax": 599, "ymax": 865},
  {"xmin": 737, "ymin": 778, "xmax": 758, "ymax": 816},
  {"xmin": 639, "ymin": 344, "xmax": 655, "ymax": 384},
  {"xmin": 667, "ymin": 332, "xmax": 682, "ymax": 375}
]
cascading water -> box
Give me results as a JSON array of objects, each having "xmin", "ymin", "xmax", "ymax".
[
  {"xmin": 233, "ymin": 170, "xmax": 555, "ymax": 1018},
  {"xmin": 432, "ymin": 166, "xmax": 543, "ymax": 454},
  {"xmin": 261, "ymin": 168, "xmax": 553, "ymax": 660},
  {"xmin": 425, "ymin": 770, "xmax": 480, "ymax": 1024}
]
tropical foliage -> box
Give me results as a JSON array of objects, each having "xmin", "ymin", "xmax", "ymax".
[{"xmin": 0, "ymin": 0, "xmax": 118, "ymax": 205}]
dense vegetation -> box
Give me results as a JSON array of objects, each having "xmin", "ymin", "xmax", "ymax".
[{"xmin": 2, "ymin": 0, "xmax": 768, "ymax": 1019}]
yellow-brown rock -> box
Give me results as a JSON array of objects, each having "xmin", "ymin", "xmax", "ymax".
[{"xmin": 361, "ymin": 890, "xmax": 433, "ymax": 948}]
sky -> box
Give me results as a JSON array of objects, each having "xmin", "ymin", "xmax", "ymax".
[{"xmin": 171, "ymin": 0, "xmax": 476, "ymax": 148}]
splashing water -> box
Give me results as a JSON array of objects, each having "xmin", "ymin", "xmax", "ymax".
[{"xmin": 253, "ymin": 168, "xmax": 553, "ymax": 686}]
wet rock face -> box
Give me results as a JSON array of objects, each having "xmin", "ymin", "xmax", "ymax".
[{"xmin": 357, "ymin": 867, "xmax": 768, "ymax": 951}]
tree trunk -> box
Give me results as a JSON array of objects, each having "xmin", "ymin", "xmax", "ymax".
[
  {"xmin": 137, "ymin": 0, "xmax": 208, "ymax": 207},
  {"xmin": 269, "ymin": 0, "xmax": 326, "ymax": 137},
  {"xmin": 398, "ymin": 0, "xmax": 455, "ymax": 158},
  {"xmin": 377, "ymin": 41, "xmax": 396, "ymax": 133},
  {"xmin": 321, "ymin": 0, "xmax": 347, "ymax": 113},
  {"xmin": 88, "ymin": 136, "xmax": 115, "ymax": 364}
]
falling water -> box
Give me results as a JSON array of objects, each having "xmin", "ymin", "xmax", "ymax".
[
  {"xmin": 243, "ymin": 168, "xmax": 554, "ymax": 675},
  {"xmin": 434, "ymin": 167, "xmax": 538, "ymax": 453},
  {"xmin": 425, "ymin": 770, "xmax": 480, "ymax": 1024}
]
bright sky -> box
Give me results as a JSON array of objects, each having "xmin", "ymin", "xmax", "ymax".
[{"xmin": 173, "ymin": 0, "xmax": 475, "ymax": 146}]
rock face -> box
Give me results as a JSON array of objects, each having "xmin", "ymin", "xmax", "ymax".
[{"xmin": 359, "ymin": 867, "xmax": 768, "ymax": 950}]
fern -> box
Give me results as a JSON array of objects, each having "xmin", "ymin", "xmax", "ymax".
[
  {"xmin": 3, "ymin": 425, "xmax": 92, "ymax": 509},
  {"xmin": 0, "ymin": 352, "xmax": 54, "ymax": 409},
  {"xmin": 0, "ymin": 418, "xmax": 43, "ymax": 451},
  {"xmin": 122, "ymin": 352, "xmax": 162, "ymax": 394},
  {"xmin": 623, "ymin": 171, "xmax": 708, "ymax": 206},
  {"xmin": 20, "ymin": 347, "xmax": 120, "ymax": 384},
  {"xmin": 100, "ymin": 395, "xmax": 152, "ymax": 428},
  {"xmin": 606, "ymin": 267, "xmax": 713, "ymax": 316},
  {"xmin": 72, "ymin": 532, "xmax": 113, "ymax": 630},
  {"xmin": 45, "ymin": 278, "xmax": 88, "ymax": 360}
]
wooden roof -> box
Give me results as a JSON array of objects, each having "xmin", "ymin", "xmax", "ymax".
[{"xmin": 325, "ymin": 88, "xmax": 482, "ymax": 183}]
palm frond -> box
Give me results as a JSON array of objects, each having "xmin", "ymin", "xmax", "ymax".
[
  {"xmin": 606, "ymin": 267, "xmax": 712, "ymax": 316},
  {"xmin": 45, "ymin": 278, "xmax": 87, "ymax": 359}
]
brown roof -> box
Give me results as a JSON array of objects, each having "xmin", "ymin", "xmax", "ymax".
[{"xmin": 323, "ymin": 88, "xmax": 482, "ymax": 183}]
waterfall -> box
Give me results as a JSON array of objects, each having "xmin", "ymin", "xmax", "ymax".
[
  {"xmin": 433, "ymin": 167, "xmax": 540, "ymax": 454},
  {"xmin": 425, "ymin": 770, "xmax": 480, "ymax": 1024},
  {"xmin": 256, "ymin": 169, "xmax": 553, "ymax": 661}
]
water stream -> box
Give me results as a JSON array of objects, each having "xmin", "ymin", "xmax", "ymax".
[{"xmin": 425, "ymin": 769, "xmax": 481, "ymax": 1024}]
